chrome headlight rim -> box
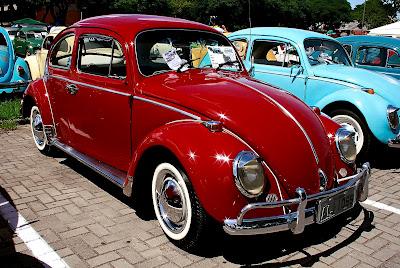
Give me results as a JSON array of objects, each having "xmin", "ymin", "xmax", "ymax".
[
  {"xmin": 387, "ymin": 105, "xmax": 399, "ymax": 132},
  {"xmin": 335, "ymin": 127, "xmax": 357, "ymax": 164},
  {"xmin": 233, "ymin": 151, "xmax": 265, "ymax": 198}
]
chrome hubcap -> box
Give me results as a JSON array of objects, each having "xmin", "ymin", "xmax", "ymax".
[
  {"xmin": 31, "ymin": 110, "xmax": 45, "ymax": 147},
  {"xmin": 155, "ymin": 172, "xmax": 187, "ymax": 234}
]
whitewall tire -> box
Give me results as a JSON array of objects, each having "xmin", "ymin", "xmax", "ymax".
[{"xmin": 30, "ymin": 106, "xmax": 50, "ymax": 153}]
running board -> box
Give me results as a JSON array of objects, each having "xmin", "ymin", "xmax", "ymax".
[{"xmin": 52, "ymin": 140, "xmax": 126, "ymax": 188}]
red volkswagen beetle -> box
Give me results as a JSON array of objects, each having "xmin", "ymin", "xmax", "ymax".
[{"xmin": 21, "ymin": 15, "xmax": 370, "ymax": 250}]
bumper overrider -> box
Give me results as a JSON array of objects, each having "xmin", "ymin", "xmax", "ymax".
[
  {"xmin": 223, "ymin": 163, "xmax": 370, "ymax": 236},
  {"xmin": 388, "ymin": 133, "xmax": 400, "ymax": 148}
]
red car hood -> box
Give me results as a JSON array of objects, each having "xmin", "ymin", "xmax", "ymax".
[{"xmin": 139, "ymin": 69, "xmax": 334, "ymax": 197}]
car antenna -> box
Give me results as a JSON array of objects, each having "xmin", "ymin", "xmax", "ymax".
[{"xmin": 248, "ymin": 0, "xmax": 254, "ymax": 75}]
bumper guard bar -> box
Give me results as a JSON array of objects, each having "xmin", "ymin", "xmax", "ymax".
[{"xmin": 223, "ymin": 163, "xmax": 370, "ymax": 236}]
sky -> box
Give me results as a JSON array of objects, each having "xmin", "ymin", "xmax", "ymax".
[{"xmin": 348, "ymin": 0, "xmax": 365, "ymax": 9}]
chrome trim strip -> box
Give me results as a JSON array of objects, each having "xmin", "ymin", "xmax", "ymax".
[
  {"xmin": 48, "ymin": 74, "xmax": 131, "ymax": 97},
  {"xmin": 133, "ymin": 96, "xmax": 201, "ymax": 120},
  {"xmin": 224, "ymin": 162, "xmax": 370, "ymax": 235},
  {"xmin": 307, "ymin": 76, "xmax": 359, "ymax": 89},
  {"xmin": 223, "ymin": 76, "xmax": 319, "ymax": 164},
  {"xmin": 52, "ymin": 139, "xmax": 126, "ymax": 188},
  {"xmin": 254, "ymin": 69, "xmax": 307, "ymax": 79},
  {"xmin": 388, "ymin": 133, "xmax": 400, "ymax": 148}
]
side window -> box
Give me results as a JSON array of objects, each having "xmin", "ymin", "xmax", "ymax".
[
  {"xmin": 343, "ymin": 44, "xmax": 352, "ymax": 56},
  {"xmin": 356, "ymin": 46, "xmax": 387, "ymax": 67},
  {"xmin": 232, "ymin": 39, "xmax": 248, "ymax": 60},
  {"xmin": 252, "ymin": 41, "xmax": 286, "ymax": 66},
  {"xmin": 387, "ymin": 49, "xmax": 400, "ymax": 68},
  {"xmin": 252, "ymin": 41, "xmax": 300, "ymax": 67},
  {"xmin": 77, "ymin": 34, "xmax": 126, "ymax": 78},
  {"xmin": 50, "ymin": 34, "xmax": 75, "ymax": 68}
]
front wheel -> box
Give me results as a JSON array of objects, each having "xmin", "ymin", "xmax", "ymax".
[
  {"xmin": 331, "ymin": 109, "xmax": 371, "ymax": 156},
  {"xmin": 30, "ymin": 106, "xmax": 51, "ymax": 155},
  {"xmin": 152, "ymin": 162, "xmax": 212, "ymax": 251}
]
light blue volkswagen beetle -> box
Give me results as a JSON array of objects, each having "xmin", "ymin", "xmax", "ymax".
[
  {"xmin": 337, "ymin": 35, "xmax": 400, "ymax": 80},
  {"xmin": 228, "ymin": 27, "xmax": 400, "ymax": 155},
  {"xmin": 0, "ymin": 27, "xmax": 31, "ymax": 95}
]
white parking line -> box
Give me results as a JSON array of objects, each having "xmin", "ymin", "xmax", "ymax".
[
  {"xmin": 0, "ymin": 193, "xmax": 70, "ymax": 268},
  {"xmin": 362, "ymin": 199, "xmax": 400, "ymax": 215}
]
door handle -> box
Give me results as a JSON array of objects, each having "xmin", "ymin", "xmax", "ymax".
[{"xmin": 66, "ymin": 84, "xmax": 79, "ymax": 95}]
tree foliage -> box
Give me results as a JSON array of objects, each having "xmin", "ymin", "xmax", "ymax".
[
  {"xmin": 352, "ymin": 0, "xmax": 397, "ymax": 29},
  {"xmin": 1, "ymin": 0, "xmax": 396, "ymax": 31}
]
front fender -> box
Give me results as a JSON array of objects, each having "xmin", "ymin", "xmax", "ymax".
[
  {"xmin": 316, "ymin": 88, "xmax": 395, "ymax": 144},
  {"xmin": 126, "ymin": 121, "xmax": 286, "ymax": 222}
]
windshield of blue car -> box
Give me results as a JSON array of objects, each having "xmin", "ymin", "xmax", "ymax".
[
  {"xmin": 304, "ymin": 39, "xmax": 351, "ymax": 66},
  {"xmin": 136, "ymin": 29, "xmax": 242, "ymax": 76}
]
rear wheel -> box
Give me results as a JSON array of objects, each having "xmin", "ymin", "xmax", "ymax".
[
  {"xmin": 331, "ymin": 109, "xmax": 371, "ymax": 156},
  {"xmin": 152, "ymin": 162, "xmax": 212, "ymax": 251},
  {"xmin": 30, "ymin": 106, "xmax": 51, "ymax": 155}
]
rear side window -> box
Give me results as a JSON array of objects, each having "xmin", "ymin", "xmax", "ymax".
[
  {"xmin": 50, "ymin": 34, "xmax": 75, "ymax": 69},
  {"xmin": 77, "ymin": 34, "xmax": 126, "ymax": 78},
  {"xmin": 356, "ymin": 46, "xmax": 387, "ymax": 67},
  {"xmin": 252, "ymin": 41, "xmax": 300, "ymax": 67}
]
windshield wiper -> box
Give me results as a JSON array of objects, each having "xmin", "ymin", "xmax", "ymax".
[
  {"xmin": 216, "ymin": 60, "xmax": 240, "ymax": 70},
  {"xmin": 177, "ymin": 58, "xmax": 200, "ymax": 73}
]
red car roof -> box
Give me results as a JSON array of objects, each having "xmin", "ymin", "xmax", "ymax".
[{"xmin": 72, "ymin": 14, "xmax": 218, "ymax": 37}]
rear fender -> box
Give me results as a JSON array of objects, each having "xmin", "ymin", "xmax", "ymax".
[
  {"xmin": 125, "ymin": 121, "xmax": 287, "ymax": 222},
  {"xmin": 22, "ymin": 78, "xmax": 53, "ymax": 127}
]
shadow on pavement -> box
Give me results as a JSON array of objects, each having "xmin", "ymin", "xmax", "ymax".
[
  {"xmin": 362, "ymin": 146, "xmax": 400, "ymax": 170},
  {"xmin": 0, "ymin": 186, "xmax": 50, "ymax": 267},
  {"xmin": 59, "ymin": 155, "xmax": 376, "ymax": 266}
]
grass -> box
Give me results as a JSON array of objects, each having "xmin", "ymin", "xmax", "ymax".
[{"xmin": 0, "ymin": 98, "xmax": 21, "ymax": 130}]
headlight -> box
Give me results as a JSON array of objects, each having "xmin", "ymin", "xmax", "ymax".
[
  {"xmin": 335, "ymin": 128, "xmax": 357, "ymax": 164},
  {"xmin": 387, "ymin": 105, "xmax": 399, "ymax": 132},
  {"xmin": 233, "ymin": 151, "xmax": 265, "ymax": 198}
]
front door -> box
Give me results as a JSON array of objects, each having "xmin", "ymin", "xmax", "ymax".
[
  {"xmin": 67, "ymin": 31, "xmax": 132, "ymax": 171},
  {"xmin": 46, "ymin": 32, "xmax": 76, "ymax": 144},
  {"xmin": 249, "ymin": 39, "xmax": 307, "ymax": 100}
]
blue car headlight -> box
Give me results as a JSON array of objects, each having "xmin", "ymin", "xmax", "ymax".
[{"xmin": 387, "ymin": 105, "xmax": 399, "ymax": 132}]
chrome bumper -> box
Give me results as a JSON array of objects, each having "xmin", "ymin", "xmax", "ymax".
[
  {"xmin": 223, "ymin": 163, "xmax": 370, "ymax": 236},
  {"xmin": 388, "ymin": 134, "xmax": 400, "ymax": 148}
]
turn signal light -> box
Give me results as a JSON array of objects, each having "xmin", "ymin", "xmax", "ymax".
[{"xmin": 363, "ymin": 88, "xmax": 375, "ymax": 94}]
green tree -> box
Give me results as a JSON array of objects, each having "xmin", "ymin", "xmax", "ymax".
[{"xmin": 352, "ymin": 0, "xmax": 396, "ymax": 29}]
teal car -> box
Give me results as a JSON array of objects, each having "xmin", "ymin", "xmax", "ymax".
[
  {"xmin": 228, "ymin": 27, "xmax": 400, "ymax": 155},
  {"xmin": 338, "ymin": 35, "xmax": 400, "ymax": 80},
  {"xmin": 0, "ymin": 27, "xmax": 31, "ymax": 94},
  {"xmin": 13, "ymin": 27, "xmax": 46, "ymax": 57}
]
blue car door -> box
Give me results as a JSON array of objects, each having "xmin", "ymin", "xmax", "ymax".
[{"xmin": 247, "ymin": 38, "xmax": 307, "ymax": 100}]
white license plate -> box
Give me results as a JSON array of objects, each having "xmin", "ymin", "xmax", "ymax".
[{"xmin": 316, "ymin": 187, "xmax": 356, "ymax": 224}]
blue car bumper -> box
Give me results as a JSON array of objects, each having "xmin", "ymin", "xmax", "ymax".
[{"xmin": 0, "ymin": 81, "xmax": 30, "ymax": 94}]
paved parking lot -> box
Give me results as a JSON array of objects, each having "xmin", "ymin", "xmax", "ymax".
[{"xmin": 0, "ymin": 125, "xmax": 399, "ymax": 267}]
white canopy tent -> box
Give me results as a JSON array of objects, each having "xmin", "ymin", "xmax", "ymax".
[{"xmin": 369, "ymin": 21, "xmax": 400, "ymax": 38}]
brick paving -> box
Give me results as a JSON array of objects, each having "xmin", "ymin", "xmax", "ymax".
[{"xmin": 0, "ymin": 125, "xmax": 399, "ymax": 267}]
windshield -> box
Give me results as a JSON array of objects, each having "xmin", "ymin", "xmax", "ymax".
[
  {"xmin": 136, "ymin": 29, "xmax": 241, "ymax": 76},
  {"xmin": 304, "ymin": 39, "xmax": 351, "ymax": 66},
  {"xmin": 26, "ymin": 31, "xmax": 46, "ymax": 39}
]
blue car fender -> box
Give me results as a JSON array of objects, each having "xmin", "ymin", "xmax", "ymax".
[
  {"xmin": 316, "ymin": 88, "xmax": 393, "ymax": 144},
  {"xmin": 11, "ymin": 57, "xmax": 31, "ymax": 83}
]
